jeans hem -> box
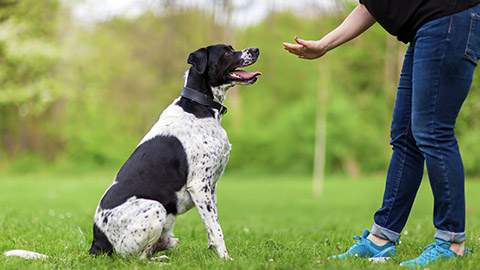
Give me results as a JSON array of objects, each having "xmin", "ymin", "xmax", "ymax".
[
  {"xmin": 371, "ymin": 223, "xmax": 401, "ymax": 243},
  {"xmin": 435, "ymin": 229, "xmax": 466, "ymax": 243}
]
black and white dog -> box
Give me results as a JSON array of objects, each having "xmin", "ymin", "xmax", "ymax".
[
  {"xmin": 5, "ymin": 44, "xmax": 260, "ymax": 261},
  {"xmin": 88, "ymin": 44, "xmax": 260, "ymax": 260}
]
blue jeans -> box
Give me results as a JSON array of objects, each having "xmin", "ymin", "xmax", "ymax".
[{"xmin": 371, "ymin": 4, "xmax": 480, "ymax": 244}]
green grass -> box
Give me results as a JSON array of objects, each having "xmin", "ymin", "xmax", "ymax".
[{"xmin": 0, "ymin": 171, "xmax": 479, "ymax": 269}]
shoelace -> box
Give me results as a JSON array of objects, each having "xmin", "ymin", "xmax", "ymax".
[
  {"xmin": 348, "ymin": 235, "xmax": 369, "ymax": 252},
  {"xmin": 353, "ymin": 236, "xmax": 362, "ymax": 240},
  {"xmin": 416, "ymin": 243, "xmax": 449, "ymax": 262},
  {"xmin": 351, "ymin": 235, "xmax": 366, "ymax": 246}
]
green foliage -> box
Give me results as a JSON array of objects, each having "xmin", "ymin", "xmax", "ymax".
[
  {"xmin": 2, "ymin": 3, "xmax": 480, "ymax": 176},
  {"xmin": 226, "ymin": 13, "xmax": 318, "ymax": 173},
  {"xmin": 55, "ymin": 11, "xmax": 231, "ymax": 168},
  {"xmin": 1, "ymin": 172, "xmax": 480, "ymax": 269},
  {"xmin": 228, "ymin": 13, "xmax": 394, "ymax": 174},
  {"xmin": 0, "ymin": 0, "xmax": 62, "ymax": 164}
]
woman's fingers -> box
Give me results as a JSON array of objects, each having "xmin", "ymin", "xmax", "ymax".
[{"xmin": 283, "ymin": 39, "xmax": 305, "ymax": 56}]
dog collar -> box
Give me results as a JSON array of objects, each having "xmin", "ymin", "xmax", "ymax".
[{"xmin": 181, "ymin": 87, "xmax": 228, "ymax": 115}]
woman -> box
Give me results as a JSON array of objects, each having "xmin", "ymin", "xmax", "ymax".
[{"xmin": 283, "ymin": 1, "xmax": 480, "ymax": 267}]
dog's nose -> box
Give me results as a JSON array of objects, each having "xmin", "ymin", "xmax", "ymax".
[{"xmin": 250, "ymin": 47, "xmax": 259, "ymax": 55}]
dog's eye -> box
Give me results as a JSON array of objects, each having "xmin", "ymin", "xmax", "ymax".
[{"xmin": 224, "ymin": 51, "xmax": 233, "ymax": 56}]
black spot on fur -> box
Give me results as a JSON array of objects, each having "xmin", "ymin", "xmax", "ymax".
[
  {"xmin": 99, "ymin": 136, "xmax": 188, "ymax": 214},
  {"xmin": 89, "ymin": 223, "xmax": 113, "ymax": 256}
]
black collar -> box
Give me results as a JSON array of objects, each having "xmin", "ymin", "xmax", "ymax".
[{"xmin": 180, "ymin": 87, "xmax": 228, "ymax": 115}]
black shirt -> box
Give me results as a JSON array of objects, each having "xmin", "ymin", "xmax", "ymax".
[{"xmin": 359, "ymin": 0, "xmax": 480, "ymax": 43}]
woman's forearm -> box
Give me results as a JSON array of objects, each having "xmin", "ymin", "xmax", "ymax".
[
  {"xmin": 283, "ymin": 4, "xmax": 376, "ymax": 60},
  {"xmin": 319, "ymin": 4, "xmax": 376, "ymax": 52}
]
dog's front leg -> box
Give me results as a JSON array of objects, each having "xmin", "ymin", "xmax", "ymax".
[
  {"xmin": 187, "ymin": 183, "xmax": 230, "ymax": 259},
  {"xmin": 207, "ymin": 184, "xmax": 219, "ymax": 249}
]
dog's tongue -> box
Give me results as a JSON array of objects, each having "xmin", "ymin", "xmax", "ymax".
[{"xmin": 230, "ymin": 70, "xmax": 262, "ymax": 79}]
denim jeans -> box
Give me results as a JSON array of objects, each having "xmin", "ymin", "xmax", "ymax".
[{"xmin": 371, "ymin": 4, "xmax": 480, "ymax": 244}]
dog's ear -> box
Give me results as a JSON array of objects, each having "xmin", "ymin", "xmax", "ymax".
[{"xmin": 187, "ymin": 47, "xmax": 208, "ymax": 75}]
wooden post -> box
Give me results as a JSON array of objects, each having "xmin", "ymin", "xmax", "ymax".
[{"xmin": 313, "ymin": 61, "xmax": 328, "ymax": 196}]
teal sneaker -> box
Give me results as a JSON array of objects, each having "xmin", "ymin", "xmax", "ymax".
[
  {"xmin": 400, "ymin": 239, "xmax": 472, "ymax": 268},
  {"xmin": 329, "ymin": 229, "xmax": 396, "ymax": 262}
]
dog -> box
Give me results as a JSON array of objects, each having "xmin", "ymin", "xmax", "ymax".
[
  {"xmin": 4, "ymin": 44, "xmax": 260, "ymax": 261},
  {"xmin": 88, "ymin": 44, "xmax": 260, "ymax": 260}
]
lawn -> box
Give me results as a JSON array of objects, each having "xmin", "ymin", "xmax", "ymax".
[{"xmin": 0, "ymin": 171, "xmax": 479, "ymax": 269}]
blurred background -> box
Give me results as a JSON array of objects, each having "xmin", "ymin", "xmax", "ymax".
[{"xmin": 2, "ymin": 0, "xmax": 480, "ymax": 178}]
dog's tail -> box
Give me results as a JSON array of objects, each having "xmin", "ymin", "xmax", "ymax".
[{"xmin": 4, "ymin": 249, "xmax": 49, "ymax": 259}]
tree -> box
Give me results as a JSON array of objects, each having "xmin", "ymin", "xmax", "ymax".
[{"xmin": 0, "ymin": 0, "xmax": 61, "ymax": 168}]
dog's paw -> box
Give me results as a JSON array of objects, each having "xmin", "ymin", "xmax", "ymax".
[
  {"xmin": 165, "ymin": 238, "xmax": 179, "ymax": 250},
  {"xmin": 218, "ymin": 251, "xmax": 233, "ymax": 260},
  {"xmin": 150, "ymin": 255, "xmax": 169, "ymax": 262},
  {"xmin": 154, "ymin": 237, "xmax": 179, "ymax": 252},
  {"xmin": 150, "ymin": 255, "xmax": 170, "ymax": 266}
]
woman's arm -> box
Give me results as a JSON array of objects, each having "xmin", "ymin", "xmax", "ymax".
[{"xmin": 283, "ymin": 4, "xmax": 376, "ymax": 60}]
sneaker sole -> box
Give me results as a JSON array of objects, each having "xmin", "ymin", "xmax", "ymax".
[{"xmin": 368, "ymin": 257, "xmax": 391, "ymax": 263}]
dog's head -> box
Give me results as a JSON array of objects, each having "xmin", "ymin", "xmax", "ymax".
[{"xmin": 187, "ymin": 44, "xmax": 261, "ymax": 88}]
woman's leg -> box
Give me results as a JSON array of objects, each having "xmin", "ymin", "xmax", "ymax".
[
  {"xmin": 410, "ymin": 7, "xmax": 479, "ymax": 243},
  {"xmin": 400, "ymin": 5, "xmax": 480, "ymax": 267},
  {"xmin": 371, "ymin": 44, "xmax": 425, "ymax": 243}
]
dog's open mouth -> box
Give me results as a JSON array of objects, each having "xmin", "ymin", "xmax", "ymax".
[{"xmin": 229, "ymin": 70, "xmax": 262, "ymax": 81}]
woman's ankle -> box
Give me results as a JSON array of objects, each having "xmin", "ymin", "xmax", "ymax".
[
  {"xmin": 367, "ymin": 233, "xmax": 390, "ymax": 246},
  {"xmin": 449, "ymin": 242, "xmax": 465, "ymax": 256}
]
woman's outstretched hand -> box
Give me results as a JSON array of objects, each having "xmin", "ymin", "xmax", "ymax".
[{"xmin": 283, "ymin": 36, "xmax": 327, "ymax": 60}]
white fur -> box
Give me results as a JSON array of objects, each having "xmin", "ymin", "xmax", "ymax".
[
  {"xmin": 94, "ymin": 197, "xmax": 168, "ymax": 258},
  {"xmin": 240, "ymin": 48, "xmax": 258, "ymax": 66}
]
